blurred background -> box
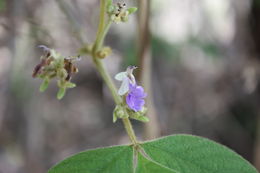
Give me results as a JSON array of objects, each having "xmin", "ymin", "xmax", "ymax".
[{"xmin": 0, "ymin": 0, "xmax": 260, "ymax": 172}]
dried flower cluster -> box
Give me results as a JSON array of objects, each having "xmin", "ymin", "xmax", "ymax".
[{"xmin": 32, "ymin": 45, "xmax": 79, "ymax": 99}]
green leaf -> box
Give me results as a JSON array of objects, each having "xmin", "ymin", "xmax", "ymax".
[
  {"xmin": 57, "ymin": 87, "xmax": 66, "ymax": 100},
  {"xmin": 130, "ymin": 114, "xmax": 149, "ymax": 122},
  {"xmin": 65, "ymin": 82, "xmax": 76, "ymax": 88},
  {"xmin": 48, "ymin": 135, "xmax": 258, "ymax": 173},
  {"xmin": 48, "ymin": 145, "xmax": 133, "ymax": 173},
  {"xmin": 135, "ymin": 152, "xmax": 177, "ymax": 173},
  {"xmin": 113, "ymin": 112, "xmax": 117, "ymax": 123},
  {"xmin": 140, "ymin": 135, "xmax": 258, "ymax": 173},
  {"xmin": 113, "ymin": 108, "xmax": 118, "ymax": 123},
  {"xmin": 39, "ymin": 77, "xmax": 49, "ymax": 92},
  {"xmin": 127, "ymin": 7, "xmax": 137, "ymax": 14}
]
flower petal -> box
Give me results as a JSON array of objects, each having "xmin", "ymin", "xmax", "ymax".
[
  {"xmin": 126, "ymin": 84, "xmax": 146, "ymax": 112},
  {"xmin": 129, "ymin": 85, "xmax": 147, "ymax": 98},
  {"xmin": 115, "ymin": 72, "xmax": 127, "ymax": 81},
  {"xmin": 118, "ymin": 77, "xmax": 129, "ymax": 95}
]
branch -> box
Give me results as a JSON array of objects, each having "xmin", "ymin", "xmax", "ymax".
[{"xmin": 137, "ymin": 0, "xmax": 160, "ymax": 139}]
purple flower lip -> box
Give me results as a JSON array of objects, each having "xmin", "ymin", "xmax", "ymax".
[{"xmin": 126, "ymin": 83, "xmax": 147, "ymax": 112}]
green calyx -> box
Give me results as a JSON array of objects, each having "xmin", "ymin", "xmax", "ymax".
[
  {"xmin": 128, "ymin": 107, "xmax": 149, "ymax": 123},
  {"xmin": 113, "ymin": 105, "xmax": 129, "ymax": 123},
  {"xmin": 113, "ymin": 105, "xmax": 149, "ymax": 123}
]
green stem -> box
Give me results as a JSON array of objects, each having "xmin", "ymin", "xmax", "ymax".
[
  {"xmin": 94, "ymin": 58, "xmax": 121, "ymax": 105},
  {"xmin": 92, "ymin": 0, "xmax": 138, "ymax": 145},
  {"xmin": 93, "ymin": 0, "xmax": 108, "ymax": 53},
  {"xmin": 122, "ymin": 118, "xmax": 138, "ymax": 145},
  {"xmin": 94, "ymin": 21, "xmax": 112, "ymax": 53}
]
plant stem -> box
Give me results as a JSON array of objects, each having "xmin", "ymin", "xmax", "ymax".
[
  {"xmin": 93, "ymin": 0, "xmax": 108, "ymax": 53},
  {"xmin": 122, "ymin": 118, "xmax": 138, "ymax": 145},
  {"xmin": 57, "ymin": 0, "xmax": 139, "ymax": 145},
  {"xmin": 92, "ymin": 0, "xmax": 138, "ymax": 145},
  {"xmin": 94, "ymin": 58, "xmax": 121, "ymax": 105}
]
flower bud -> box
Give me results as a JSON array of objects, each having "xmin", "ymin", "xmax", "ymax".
[
  {"xmin": 58, "ymin": 69, "xmax": 68, "ymax": 79},
  {"xmin": 107, "ymin": 2, "xmax": 137, "ymax": 23},
  {"xmin": 97, "ymin": 47, "xmax": 112, "ymax": 59},
  {"xmin": 121, "ymin": 11, "xmax": 129, "ymax": 22},
  {"xmin": 113, "ymin": 106, "xmax": 128, "ymax": 123},
  {"xmin": 107, "ymin": 4, "xmax": 115, "ymax": 14}
]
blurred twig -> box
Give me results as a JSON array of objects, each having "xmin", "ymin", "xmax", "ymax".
[
  {"xmin": 137, "ymin": 0, "xmax": 160, "ymax": 139},
  {"xmin": 55, "ymin": 0, "xmax": 86, "ymax": 44}
]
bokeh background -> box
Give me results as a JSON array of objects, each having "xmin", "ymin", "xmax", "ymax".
[{"xmin": 0, "ymin": 0, "xmax": 260, "ymax": 172}]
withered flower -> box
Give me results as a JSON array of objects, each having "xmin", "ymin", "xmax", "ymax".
[{"xmin": 32, "ymin": 45, "xmax": 79, "ymax": 99}]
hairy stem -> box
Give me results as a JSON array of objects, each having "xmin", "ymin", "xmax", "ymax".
[
  {"xmin": 93, "ymin": 58, "xmax": 121, "ymax": 105},
  {"xmin": 122, "ymin": 118, "xmax": 138, "ymax": 145},
  {"xmin": 92, "ymin": 0, "xmax": 138, "ymax": 145},
  {"xmin": 93, "ymin": 0, "xmax": 108, "ymax": 53}
]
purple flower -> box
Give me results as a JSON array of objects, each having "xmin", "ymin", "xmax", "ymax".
[{"xmin": 126, "ymin": 84, "xmax": 147, "ymax": 112}]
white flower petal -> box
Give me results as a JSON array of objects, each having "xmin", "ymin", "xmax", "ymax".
[
  {"xmin": 115, "ymin": 72, "xmax": 127, "ymax": 81},
  {"xmin": 118, "ymin": 77, "xmax": 129, "ymax": 95}
]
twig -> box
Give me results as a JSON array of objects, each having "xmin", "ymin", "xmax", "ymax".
[
  {"xmin": 137, "ymin": 0, "xmax": 160, "ymax": 139},
  {"xmin": 55, "ymin": 0, "xmax": 86, "ymax": 44}
]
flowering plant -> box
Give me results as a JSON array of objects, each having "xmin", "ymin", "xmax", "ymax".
[{"xmin": 32, "ymin": 0, "xmax": 258, "ymax": 173}]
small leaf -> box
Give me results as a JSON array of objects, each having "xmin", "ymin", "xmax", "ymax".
[
  {"xmin": 113, "ymin": 111, "xmax": 117, "ymax": 123},
  {"xmin": 131, "ymin": 115, "xmax": 149, "ymax": 122},
  {"xmin": 137, "ymin": 116, "xmax": 149, "ymax": 122},
  {"xmin": 130, "ymin": 112, "xmax": 149, "ymax": 122},
  {"xmin": 57, "ymin": 87, "xmax": 66, "ymax": 100},
  {"xmin": 39, "ymin": 77, "xmax": 49, "ymax": 92},
  {"xmin": 65, "ymin": 82, "xmax": 76, "ymax": 88},
  {"xmin": 48, "ymin": 145, "xmax": 133, "ymax": 173},
  {"xmin": 113, "ymin": 106, "xmax": 119, "ymax": 123},
  {"xmin": 127, "ymin": 7, "xmax": 137, "ymax": 14}
]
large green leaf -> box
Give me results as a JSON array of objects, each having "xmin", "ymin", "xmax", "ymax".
[
  {"xmin": 49, "ymin": 135, "xmax": 258, "ymax": 173},
  {"xmin": 48, "ymin": 145, "xmax": 133, "ymax": 173},
  {"xmin": 135, "ymin": 152, "xmax": 177, "ymax": 173},
  {"xmin": 141, "ymin": 135, "xmax": 258, "ymax": 173}
]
